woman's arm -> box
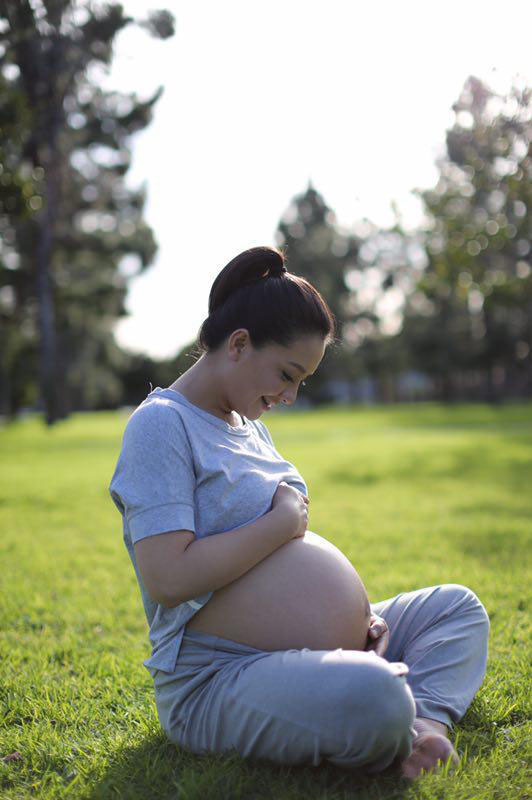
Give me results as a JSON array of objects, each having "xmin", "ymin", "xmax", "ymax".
[{"xmin": 135, "ymin": 504, "xmax": 299, "ymax": 609}]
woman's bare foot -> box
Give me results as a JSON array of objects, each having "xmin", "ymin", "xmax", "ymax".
[{"xmin": 401, "ymin": 717, "xmax": 459, "ymax": 779}]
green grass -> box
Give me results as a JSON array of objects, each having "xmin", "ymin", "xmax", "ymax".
[{"xmin": 1, "ymin": 402, "xmax": 531, "ymax": 800}]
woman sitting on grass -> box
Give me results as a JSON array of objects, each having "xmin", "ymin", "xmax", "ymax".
[{"xmin": 109, "ymin": 245, "xmax": 490, "ymax": 779}]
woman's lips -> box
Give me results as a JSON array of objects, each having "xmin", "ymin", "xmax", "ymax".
[{"xmin": 261, "ymin": 396, "xmax": 272, "ymax": 410}]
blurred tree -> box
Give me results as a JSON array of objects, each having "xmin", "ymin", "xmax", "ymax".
[
  {"xmin": 116, "ymin": 341, "xmax": 198, "ymax": 409},
  {"xmin": 401, "ymin": 75, "xmax": 531, "ymax": 401},
  {"xmin": 0, "ymin": 0, "xmax": 175, "ymax": 422},
  {"xmin": 274, "ymin": 182, "xmax": 364, "ymax": 403},
  {"xmin": 0, "ymin": 63, "xmax": 38, "ymax": 415},
  {"xmin": 341, "ymin": 221, "xmax": 429, "ymax": 402}
]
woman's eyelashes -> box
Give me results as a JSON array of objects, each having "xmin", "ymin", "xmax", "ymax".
[{"xmin": 282, "ymin": 371, "xmax": 306, "ymax": 387}]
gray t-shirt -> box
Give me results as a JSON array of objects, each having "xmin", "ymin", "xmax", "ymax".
[{"xmin": 109, "ymin": 387, "xmax": 307, "ymax": 677}]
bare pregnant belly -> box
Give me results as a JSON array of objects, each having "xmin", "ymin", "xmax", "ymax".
[{"xmin": 185, "ymin": 530, "xmax": 371, "ymax": 651}]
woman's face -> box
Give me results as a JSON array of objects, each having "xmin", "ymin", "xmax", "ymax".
[{"xmin": 227, "ymin": 332, "xmax": 327, "ymax": 420}]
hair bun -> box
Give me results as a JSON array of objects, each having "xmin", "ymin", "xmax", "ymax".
[
  {"xmin": 248, "ymin": 246, "xmax": 286, "ymax": 279},
  {"xmin": 269, "ymin": 260, "xmax": 287, "ymax": 277},
  {"xmin": 208, "ymin": 246, "xmax": 287, "ymax": 314}
]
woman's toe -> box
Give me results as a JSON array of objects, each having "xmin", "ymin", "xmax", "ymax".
[{"xmin": 401, "ymin": 733, "xmax": 459, "ymax": 779}]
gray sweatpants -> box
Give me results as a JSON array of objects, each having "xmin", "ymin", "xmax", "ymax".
[{"xmin": 153, "ymin": 584, "xmax": 490, "ymax": 773}]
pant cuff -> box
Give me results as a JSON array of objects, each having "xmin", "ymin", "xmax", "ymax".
[{"xmin": 414, "ymin": 699, "xmax": 453, "ymax": 729}]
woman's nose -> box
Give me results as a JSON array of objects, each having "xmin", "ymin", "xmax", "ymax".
[{"xmin": 280, "ymin": 387, "xmax": 297, "ymax": 405}]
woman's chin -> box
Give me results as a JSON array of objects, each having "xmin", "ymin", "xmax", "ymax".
[{"xmin": 249, "ymin": 402, "xmax": 269, "ymax": 419}]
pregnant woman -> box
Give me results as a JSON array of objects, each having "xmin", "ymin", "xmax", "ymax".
[{"xmin": 109, "ymin": 246, "xmax": 489, "ymax": 778}]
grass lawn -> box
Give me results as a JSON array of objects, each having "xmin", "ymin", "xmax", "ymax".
[{"xmin": 0, "ymin": 402, "xmax": 531, "ymax": 800}]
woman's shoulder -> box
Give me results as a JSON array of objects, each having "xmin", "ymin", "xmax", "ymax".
[{"xmin": 123, "ymin": 391, "xmax": 191, "ymax": 444}]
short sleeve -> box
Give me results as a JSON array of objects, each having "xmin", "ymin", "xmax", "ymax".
[{"xmin": 109, "ymin": 399, "xmax": 196, "ymax": 544}]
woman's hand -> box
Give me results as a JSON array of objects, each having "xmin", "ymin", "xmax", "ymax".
[
  {"xmin": 365, "ymin": 613, "xmax": 390, "ymax": 657},
  {"xmin": 271, "ymin": 482, "xmax": 309, "ymax": 540}
]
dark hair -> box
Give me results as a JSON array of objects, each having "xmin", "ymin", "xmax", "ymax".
[{"xmin": 196, "ymin": 246, "xmax": 337, "ymax": 354}]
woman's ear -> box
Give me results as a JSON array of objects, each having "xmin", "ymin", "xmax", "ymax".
[{"xmin": 228, "ymin": 329, "xmax": 249, "ymax": 360}]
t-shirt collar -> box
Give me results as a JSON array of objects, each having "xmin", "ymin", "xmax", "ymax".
[{"xmin": 149, "ymin": 387, "xmax": 251, "ymax": 436}]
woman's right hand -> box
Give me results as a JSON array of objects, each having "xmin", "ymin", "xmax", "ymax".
[{"xmin": 271, "ymin": 481, "xmax": 309, "ymax": 540}]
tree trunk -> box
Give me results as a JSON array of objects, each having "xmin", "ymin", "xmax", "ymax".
[
  {"xmin": 36, "ymin": 193, "xmax": 59, "ymax": 425},
  {"xmin": 35, "ymin": 37, "xmax": 63, "ymax": 426}
]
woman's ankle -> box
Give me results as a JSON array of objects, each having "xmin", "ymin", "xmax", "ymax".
[{"xmin": 414, "ymin": 716, "xmax": 449, "ymax": 738}]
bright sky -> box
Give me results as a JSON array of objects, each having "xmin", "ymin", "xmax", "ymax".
[{"xmin": 102, "ymin": 0, "xmax": 531, "ymax": 359}]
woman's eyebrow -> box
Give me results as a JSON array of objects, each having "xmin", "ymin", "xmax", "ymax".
[{"xmin": 288, "ymin": 361, "xmax": 315, "ymax": 377}]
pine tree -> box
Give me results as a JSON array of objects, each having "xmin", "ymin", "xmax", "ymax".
[{"xmin": 274, "ymin": 182, "xmax": 363, "ymax": 403}]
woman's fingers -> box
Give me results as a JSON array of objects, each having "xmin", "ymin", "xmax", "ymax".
[
  {"xmin": 373, "ymin": 629, "xmax": 390, "ymax": 656},
  {"xmin": 369, "ymin": 614, "xmax": 387, "ymax": 635},
  {"xmin": 374, "ymin": 641, "xmax": 386, "ymax": 657},
  {"xmin": 366, "ymin": 613, "xmax": 390, "ymax": 657}
]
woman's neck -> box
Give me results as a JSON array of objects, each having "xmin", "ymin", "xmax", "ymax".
[{"xmin": 169, "ymin": 357, "xmax": 240, "ymax": 426}]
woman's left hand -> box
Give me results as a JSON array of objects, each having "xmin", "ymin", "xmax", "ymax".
[{"xmin": 365, "ymin": 613, "xmax": 390, "ymax": 657}]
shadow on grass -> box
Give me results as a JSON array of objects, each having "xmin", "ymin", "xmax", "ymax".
[
  {"xmin": 447, "ymin": 525, "xmax": 529, "ymax": 565},
  {"xmin": 86, "ymin": 734, "xmax": 415, "ymax": 800},
  {"xmin": 325, "ymin": 436, "xmax": 532, "ymax": 494}
]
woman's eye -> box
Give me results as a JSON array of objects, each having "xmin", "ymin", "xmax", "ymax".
[{"xmin": 282, "ymin": 371, "xmax": 307, "ymax": 387}]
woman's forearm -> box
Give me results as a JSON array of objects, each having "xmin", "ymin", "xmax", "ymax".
[{"xmin": 160, "ymin": 507, "xmax": 294, "ymax": 608}]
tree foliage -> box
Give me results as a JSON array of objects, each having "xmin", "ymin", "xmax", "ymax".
[
  {"xmin": 400, "ymin": 76, "xmax": 532, "ymax": 400},
  {"xmin": 0, "ymin": 0, "xmax": 174, "ymax": 421},
  {"xmin": 274, "ymin": 182, "xmax": 364, "ymax": 402},
  {"xmin": 1, "ymin": 39, "xmax": 529, "ymax": 415}
]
